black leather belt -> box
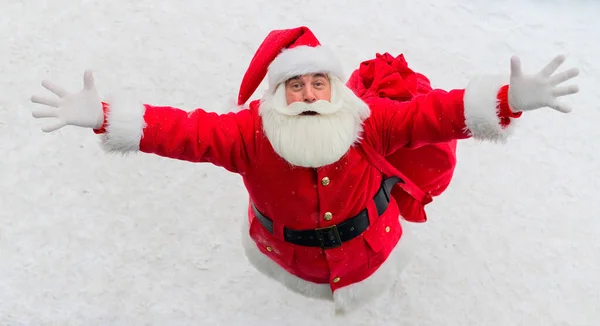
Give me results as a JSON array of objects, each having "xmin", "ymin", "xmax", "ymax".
[{"xmin": 251, "ymin": 176, "xmax": 401, "ymax": 249}]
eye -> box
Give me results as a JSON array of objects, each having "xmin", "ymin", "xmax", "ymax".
[{"xmin": 314, "ymin": 80, "xmax": 326, "ymax": 88}]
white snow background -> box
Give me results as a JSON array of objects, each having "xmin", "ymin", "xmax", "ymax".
[{"xmin": 1, "ymin": 0, "xmax": 599, "ymax": 325}]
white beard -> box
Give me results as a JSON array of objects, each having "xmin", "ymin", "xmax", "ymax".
[{"xmin": 259, "ymin": 76, "xmax": 371, "ymax": 168}]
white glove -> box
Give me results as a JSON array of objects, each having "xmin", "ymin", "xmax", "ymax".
[
  {"xmin": 508, "ymin": 54, "xmax": 580, "ymax": 113},
  {"xmin": 31, "ymin": 70, "xmax": 104, "ymax": 132}
]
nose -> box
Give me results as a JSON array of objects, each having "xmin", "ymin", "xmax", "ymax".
[{"xmin": 303, "ymin": 87, "xmax": 316, "ymax": 103}]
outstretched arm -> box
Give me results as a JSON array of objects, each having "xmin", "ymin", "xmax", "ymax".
[
  {"xmin": 366, "ymin": 55, "xmax": 579, "ymax": 155},
  {"xmin": 31, "ymin": 70, "xmax": 256, "ymax": 174}
]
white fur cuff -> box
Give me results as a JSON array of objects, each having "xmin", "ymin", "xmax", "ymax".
[
  {"xmin": 267, "ymin": 45, "xmax": 345, "ymax": 89},
  {"xmin": 99, "ymin": 94, "xmax": 146, "ymax": 153},
  {"xmin": 463, "ymin": 75, "xmax": 516, "ymax": 142}
]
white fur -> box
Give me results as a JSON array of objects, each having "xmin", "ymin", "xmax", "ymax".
[
  {"xmin": 240, "ymin": 216, "xmax": 416, "ymax": 314},
  {"xmin": 463, "ymin": 75, "xmax": 518, "ymax": 142},
  {"xmin": 259, "ymin": 76, "xmax": 371, "ymax": 168},
  {"xmin": 99, "ymin": 94, "xmax": 147, "ymax": 153},
  {"xmin": 267, "ymin": 46, "xmax": 346, "ymax": 90}
]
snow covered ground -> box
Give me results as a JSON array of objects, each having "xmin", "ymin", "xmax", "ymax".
[{"xmin": 2, "ymin": 0, "xmax": 599, "ymax": 324}]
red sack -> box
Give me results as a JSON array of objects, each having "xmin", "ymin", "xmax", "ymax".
[{"xmin": 347, "ymin": 53, "xmax": 458, "ymax": 223}]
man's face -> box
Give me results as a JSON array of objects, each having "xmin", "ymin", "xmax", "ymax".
[
  {"xmin": 259, "ymin": 73, "xmax": 371, "ymax": 168},
  {"xmin": 284, "ymin": 73, "xmax": 331, "ymax": 110}
]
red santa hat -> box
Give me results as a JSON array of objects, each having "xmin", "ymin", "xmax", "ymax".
[{"xmin": 237, "ymin": 26, "xmax": 345, "ymax": 106}]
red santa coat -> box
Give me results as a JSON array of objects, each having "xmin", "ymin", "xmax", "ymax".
[{"xmin": 94, "ymin": 67, "xmax": 520, "ymax": 312}]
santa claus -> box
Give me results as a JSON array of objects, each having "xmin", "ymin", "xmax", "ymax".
[{"xmin": 30, "ymin": 26, "xmax": 579, "ymax": 314}]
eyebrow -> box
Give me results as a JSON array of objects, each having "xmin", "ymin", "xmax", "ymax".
[{"xmin": 286, "ymin": 73, "xmax": 328, "ymax": 84}]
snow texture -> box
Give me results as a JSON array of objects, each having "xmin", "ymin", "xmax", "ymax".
[{"xmin": 1, "ymin": 0, "xmax": 599, "ymax": 324}]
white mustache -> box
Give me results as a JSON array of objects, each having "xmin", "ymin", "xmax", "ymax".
[{"xmin": 274, "ymin": 100, "xmax": 342, "ymax": 116}]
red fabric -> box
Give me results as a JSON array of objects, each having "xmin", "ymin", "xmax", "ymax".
[
  {"xmin": 354, "ymin": 53, "xmax": 433, "ymax": 101},
  {"xmin": 237, "ymin": 26, "xmax": 321, "ymax": 106},
  {"xmin": 496, "ymin": 84, "xmax": 522, "ymax": 127},
  {"xmin": 346, "ymin": 53, "xmax": 461, "ymax": 222},
  {"xmin": 133, "ymin": 83, "xmax": 474, "ymax": 291},
  {"xmin": 98, "ymin": 52, "xmax": 525, "ymax": 292},
  {"xmin": 93, "ymin": 102, "xmax": 110, "ymax": 134}
]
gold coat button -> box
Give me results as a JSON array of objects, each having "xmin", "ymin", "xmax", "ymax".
[
  {"xmin": 385, "ymin": 226, "xmax": 391, "ymax": 233},
  {"xmin": 333, "ymin": 277, "xmax": 341, "ymax": 283},
  {"xmin": 324, "ymin": 212, "xmax": 333, "ymax": 221},
  {"xmin": 266, "ymin": 246, "xmax": 273, "ymax": 252},
  {"xmin": 321, "ymin": 177, "xmax": 330, "ymax": 186}
]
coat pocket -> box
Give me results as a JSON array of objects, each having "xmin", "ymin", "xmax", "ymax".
[
  {"xmin": 248, "ymin": 215, "xmax": 296, "ymax": 268},
  {"xmin": 362, "ymin": 203, "xmax": 402, "ymax": 269}
]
